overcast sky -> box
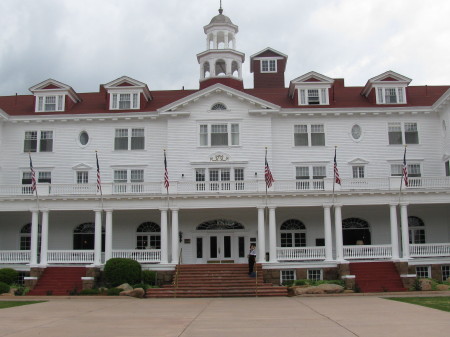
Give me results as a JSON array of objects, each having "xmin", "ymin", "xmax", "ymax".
[{"xmin": 1, "ymin": 0, "xmax": 449, "ymax": 95}]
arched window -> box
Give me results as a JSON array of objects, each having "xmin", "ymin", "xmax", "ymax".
[
  {"xmin": 197, "ymin": 219, "xmax": 244, "ymax": 230},
  {"xmin": 20, "ymin": 223, "xmax": 41, "ymax": 251},
  {"xmin": 211, "ymin": 102, "xmax": 227, "ymax": 110},
  {"xmin": 408, "ymin": 216, "xmax": 425, "ymax": 244},
  {"xmin": 73, "ymin": 222, "xmax": 105, "ymax": 251},
  {"xmin": 280, "ymin": 219, "xmax": 306, "ymax": 247},
  {"xmin": 231, "ymin": 61, "xmax": 239, "ymax": 77},
  {"xmin": 215, "ymin": 59, "xmax": 226, "ymax": 76},
  {"xmin": 136, "ymin": 222, "xmax": 161, "ymax": 249},
  {"xmin": 203, "ymin": 62, "xmax": 210, "ymax": 78},
  {"xmin": 342, "ymin": 218, "xmax": 371, "ymax": 245}
]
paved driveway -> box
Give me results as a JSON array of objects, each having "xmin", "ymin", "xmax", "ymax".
[{"xmin": 0, "ymin": 296, "xmax": 449, "ymax": 337}]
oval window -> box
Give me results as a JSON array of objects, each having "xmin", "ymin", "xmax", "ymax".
[
  {"xmin": 351, "ymin": 124, "xmax": 362, "ymax": 140},
  {"xmin": 79, "ymin": 131, "xmax": 89, "ymax": 146}
]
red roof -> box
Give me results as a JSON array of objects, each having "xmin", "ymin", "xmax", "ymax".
[{"xmin": 0, "ymin": 85, "xmax": 448, "ymax": 116}]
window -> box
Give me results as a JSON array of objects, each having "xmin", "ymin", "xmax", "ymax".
[
  {"xmin": 111, "ymin": 93, "xmax": 139, "ymax": 110},
  {"xmin": 24, "ymin": 131, "xmax": 53, "ymax": 152},
  {"xmin": 307, "ymin": 269, "xmax": 323, "ymax": 281},
  {"xmin": 20, "ymin": 223, "xmax": 41, "ymax": 251},
  {"xmin": 415, "ymin": 266, "xmax": 430, "ymax": 278},
  {"xmin": 136, "ymin": 222, "xmax": 161, "ymax": 249},
  {"xmin": 280, "ymin": 219, "xmax": 306, "ymax": 247},
  {"xmin": 352, "ymin": 166, "xmax": 365, "ymax": 178},
  {"xmin": 376, "ymin": 87, "xmax": 406, "ymax": 104},
  {"xmin": 294, "ymin": 124, "xmax": 325, "ymax": 146},
  {"xmin": 76, "ymin": 171, "xmax": 88, "ymax": 184},
  {"xmin": 351, "ymin": 124, "xmax": 362, "ymax": 141},
  {"xmin": 79, "ymin": 131, "xmax": 89, "ymax": 146},
  {"xmin": 299, "ymin": 88, "xmax": 329, "ymax": 105},
  {"xmin": 280, "ymin": 270, "xmax": 296, "ymax": 285},
  {"xmin": 195, "ymin": 168, "xmax": 244, "ymax": 191},
  {"xmin": 199, "ymin": 123, "xmax": 240, "ymax": 147},
  {"xmin": 211, "ymin": 103, "xmax": 227, "ymax": 110},
  {"xmin": 261, "ymin": 59, "xmax": 276, "ymax": 72},
  {"xmin": 446, "ymin": 161, "xmax": 450, "ymax": 177},
  {"xmin": 295, "ymin": 165, "xmax": 325, "ymax": 190},
  {"xmin": 114, "ymin": 128, "xmax": 145, "ymax": 150},
  {"xmin": 38, "ymin": 172, "xmax": 51, "ymax": 184},
  {"xmin": 442, "ymin": 266, "xmax": 450, "ymax": 282},
  {"xmin": 391, "ymin": 163, "xmax": 421, "ymax": 177},
  {"xmin": 113, "ymin": 169, "xmax": 144, "ymax": 193},
  {"xmin": 408, "ymin": 216, "xmax": 425, "ymax": 244},
  {"xmin": 36, "ymin": 95, "xmax": 64, "ymax": 112}
]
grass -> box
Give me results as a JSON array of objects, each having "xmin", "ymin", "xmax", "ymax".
[
  {"xmin": 0, "ymin": 301, "xmax": 45, "ymax": 309},
  {"xmin": 387, "ymin": 296, "xmax": 450, "ymax": 312}
]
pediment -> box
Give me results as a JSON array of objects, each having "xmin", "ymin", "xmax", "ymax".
[
  {"xmin": 29, "ymin": 79, "xmax": 81, "ymax": 103},
  {"xmin": 157, "ymin": 83, "xmax": 280, "ymax": 114},
  {"xmin": 289, "ymin": 71, "xmax": 335, "ymax": 97},
  {"xmin": 361, "ymin": 71, "xmax": 412, "ymax": 96},
  {"xmin": 72, "ymin": 163, "xmax": 93, "ymax": 170},
  {"xmin": 347, "ymin": 158, "xmax": 369, "ymax": 165},
  {"xmin": 103, "ymin": 76, "xmax": 152, "ymax": 101}
]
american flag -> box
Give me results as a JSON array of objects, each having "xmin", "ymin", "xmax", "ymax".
[
  {"xmin": 265, "ymin": 149, "xmax": 274, "ymax": 188},
  {"xmin": 402, "ymin": 147, "xmax": 408, "ymax": 187},
  {"xmin": 28, "ymin": 153, "xmax": 36, "ymax": 192},
  {"xmin": 334, "ymin": 148, "xmax": 341, "ymax": 185},
  {"xmin": 164, "ymin": 150, "xmax": 169, "ymax": 190},
  {"xmin": 96, "ymin": 151, "xmax": 102, "ymax": 194}
]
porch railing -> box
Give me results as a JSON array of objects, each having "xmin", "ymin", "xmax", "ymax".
[
  {"xmin": 0, "ymin": 250, "xmax": 30, "ymax": 263},
  {"xmin": 410, "ymin": 243, "xmax": 450, "ymax": 258},
  {"xmin": 47, "ymin": 250, "xmax": 94, "ymax": 264},
  {"xmin": 276, "ymin": 247, "xmax": 326, "ymax": 261},
  {"xmin": 111, "ymin": 249, "xmax": 161, "ymax": 263},
  {"xmin": 343, "ymin": 244, "xmax": 392, "ymax": 259}
]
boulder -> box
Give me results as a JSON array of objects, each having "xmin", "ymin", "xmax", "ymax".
[
  {"xmin": 116, "ymin": 283, "xmax": 133, "ymax": 292},
  {"xmin": 119, "ymin": 288, "xmax": 145, "ymax": 298},
  {"xmin": 419, "ymin": 279, "xmax": 432, "ymax": 291},
  {"xmin": 317, "ymin": 284, "xmax": 344, "ymax": 294}
]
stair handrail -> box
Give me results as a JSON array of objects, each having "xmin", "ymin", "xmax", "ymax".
[
  {"xmin": 173, "ymin": 248, "xmax": 182, "ymax": 298},
  {"xmin": 255, "ymin": 264, "xmax": 258, "ymax": 297}
]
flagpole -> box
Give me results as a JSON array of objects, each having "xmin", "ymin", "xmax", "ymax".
[
  {"xmin": 29, "ymin": 152, "xmax": 40, "ymax": 210},
  {"xmin": 332, "ymin": 146, "xmax": 337, "ymax": 206},
  {"xmin": 96, "ymin": 151, "xmax": 104, "ymax": 211},
  {"xmin": 398, "ymin": 145, "xmax": 407, "ymax": 203}
]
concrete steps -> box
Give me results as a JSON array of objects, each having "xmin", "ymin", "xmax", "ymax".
[
  {"xmin": 27, "ymin": 267, "xmax": 86, "ymax": 296},
  {"xmin": 147, "ymin": 263, "xmax": 287, "ymax": 298},
  {"xmin": 349, "ymin": 262, "xmax": 407, "ymax": 293}
]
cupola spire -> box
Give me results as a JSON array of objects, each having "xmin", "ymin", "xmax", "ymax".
[{"xmin": 219, "ymin": 0, "xmax": 223, "ymax": 14}]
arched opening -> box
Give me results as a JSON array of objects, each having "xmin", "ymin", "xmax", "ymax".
[
  {"xmin": 408, "ymin": 216, "xmax": 425, "ymax": 244},
  {"xmin": 196, "ymin": 219, "xmax": 244, "ymax": 230},
  {"xmin": 342, "ymin": 218, "xmax": 371, "ymax": 245},
  {"xmin": 217, "ymin": 31, "xmax": 225, "ymax": 49},
  {"xmin": 215, "ymin": 59, "xmax": 226, "ymax": 76},
  {"xmin": 211, "ymin": 102, "xmax": 227, "ymax": 110},
  {"xmin": 136, "ymin": 222, "xmax": 161, "ymax": 249},
  {"xmin": 203, "ymin": 62, "xmax": 210, "ymax": 78},
  {"xmin": 73, "ymin": 222, "xmax": 105, "ymax": 251},
  {"xmin": 280, "ymin": 219, "xmax": 306, "ymax": 247},
  {"xmin": 20, "ymin": 223, "xmax": 41, "ymax": 251},
  {"xmin": 231, "ymin": 61, "xmax": 239, "ymax": 77}
]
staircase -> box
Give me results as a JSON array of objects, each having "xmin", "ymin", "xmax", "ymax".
[
  {"xmin": 147, "ymin": 264, "xmax": 288, "ymax": 298},
  {"xmin": 349, "ymin": 262, "xmax": 407, "ymax": 293},
  {"xmin": 27, "ymin": 267, "xmax": 86, "ymax": 296}
]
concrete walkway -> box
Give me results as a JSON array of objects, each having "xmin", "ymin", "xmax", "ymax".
[{"xmin": 0, "ymin": 295, "xmax": 449, "ymax": 337}]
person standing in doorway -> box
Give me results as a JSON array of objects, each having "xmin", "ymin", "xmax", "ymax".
[{"xmin": 248, "ymin": 244, "xmax": 256, "ymax": 276}]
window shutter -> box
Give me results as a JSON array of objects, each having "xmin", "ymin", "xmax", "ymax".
[
  {"xmin": 299, "ymin": 89, "xmax": 306, "ymax": 105},
  {"xmin": 398, "ymin": 87, "xmax": 404, "ymax": 103},
  {"xmin": 38, "ymin": 97, "xmax": 43, "ymax": 111},
  {"xmin": 133, "ymin": 93, "xmax": 138, "ymax": 109},
  {"xmin": 57, "ymin": 95, "xmax": 63, "ymax": 111},
  {"xmin": 320, "ymin": 88, "xmax": 327, "ymax": 104},
  {"xmin": 377, "ymin": 88, "xmax": 384, "ymax": 104}
]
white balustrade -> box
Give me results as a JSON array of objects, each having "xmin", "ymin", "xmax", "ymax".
[
  {"xmin": 47, "ymin": 250, "xmax": 94, "ymax": 263},
  {"xmin": 0, "ymin": 250, "xmax": 30, "ymax": 263},
  {"xmin": 343, "ymin": 245, "xmax": 392, "ymax": 259},
  {"xmin": 276, "ymin": 247, "xmax": 326, "ymax": 261},
  {"xmin": 112, "ymin": 250, "xmax": 161, "ymax": 263},
  {"xmin": 409, "ymin": 243, "xmax": 450, "ymax": 257}
]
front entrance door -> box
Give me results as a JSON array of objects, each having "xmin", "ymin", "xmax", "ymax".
[
  {"xmin": 195, "ymin": 233, "xmax": 248, "ymax": 263},
  {"xmin": 209, "ymin": 235, "xmax": 232, "ymax": 261}
]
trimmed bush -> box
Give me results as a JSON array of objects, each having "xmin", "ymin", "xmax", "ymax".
[
  {"xmin": 107, "ymin": 288, "xmax": 122, "ymax": 296},
  {"xmin": 0, "ymin": 268, "xmax": 19, "ymax": 285},
  {"xmin": 133, "ymin": 283, "xmax": 149, "ymax": 291},
  {"xmin": 79, "ymin": 288, "xmax": 100, "ymax": 296},
  {"xmin": 0, "ymin": 281, "xmax": 10, "ymax": 294},
  {"xmin": 103, "ymin": 258, "xmax": 142, "ymax": 287},
  {"xmin": 142, "ymin": 270, "xmax": 157, "ymax": 286}
]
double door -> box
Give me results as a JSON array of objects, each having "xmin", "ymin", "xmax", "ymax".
[{"xmin": 196, "ymin": 233, "xmax": 248, "ymax": 263}]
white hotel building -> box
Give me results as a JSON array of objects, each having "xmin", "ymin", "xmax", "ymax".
[{"xmin": 0, "ymin": 8, "xmax": 449, "ymax": 286}]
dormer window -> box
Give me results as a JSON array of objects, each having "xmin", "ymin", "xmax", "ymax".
[
  {"xmin": 376, "ymin": 87, "xmax": 406, "ymax": 104},
  {"xmin": 36, "ymin": 95, "xmax": 64, "ymax": 112},
  {"xmin": 261, "ymin": 59, "xmax": 276, "ymax": 73},
  {"xmin": 111, "ymin": 93, "xmax": 139, "ymax": 110},
  {"xmin": 299, "ymin": 88, "xmax": 329, "ymax": 105}
]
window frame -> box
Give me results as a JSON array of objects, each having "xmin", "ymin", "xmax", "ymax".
[
  {"xmin": 352, "ymin": 166, "xmax": 365, "ymax": 179},
  {"xmin": 110, "ymin": 92, "xmax": 140, "ymax": 110},
  {"xmin": 35, "ymin": 94, "xmax": 65, "ymax": 112},
  {"xmin": 113, "ymin": 168, "xmax": 145, "ymax": 193},
  {"xmin": 415, "ymin": 266, "xmax": 430, "ymax": 279},
  {"xmin": 198, "ymin": 122, "xmax": 240, "ymax": 147},
  {"xmin": 280, "ymin": 270, "xmax": 296, "ymax": 285},
  {"xmin": 307, "ymin": 269, "xmax": 323, "ymax": 281},
  {"xmin": 298, "ymin": 88, "xmax": 329, "ymax": 105},
  {"xmin": 114, "ymin": 128, "xmax": 145, "ymax": 151},
  {"xmin": 294, "ymin": 124, "xmax": 326, "ymax": 147},
  {"xmin": 388, "ymin": 122, "xmax": 419, "ymax": 145},
  {"xmin": 260, "ymin": 59, "xmax": 277, "ymax": 73},
  {"xmin": 24, "ymin": 130, "xmax": 54, "ymax": 153},
  {"xmin": 376, "ymin": 86, "xmax": 406, "ymax": 104}
]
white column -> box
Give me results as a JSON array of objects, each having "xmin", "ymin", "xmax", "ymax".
[
  {"xmin": 213, "ymin": 32, "xmax": 218, "ymax": 49},
  {"xmin": 94, "ymin": 209, "xmax": 102, "ymax": 266},
  {"xmin": 224, "ymin": 32, "xmax": 229, "ymax": 48},
  {"xmin": 105, "ymin": 209, "xmax": 113, "ymax": 262},
  {"xmin": 268, "ymin": 206, "xmax": 277, "ymax": 263},
  {"xmin": 389, "ymin": 203, "xmax": 400, "ymax": 260},
  {"xmin": 29, "ymin": 209, "xmax": 39, "ymax": 266},
  {"xmin": 334, "ymin": 204, "xmax": 344, "ymax": 261},
  {"xmin": 225, "ymin": 59, "xmax": 232, "ymax": 76},
  {"xmin": 160, "ymin": 208, "xmax": 168, "ymax": 264},
  {"xmin": 323, "ymin": 204, "xmax": 333, "ymax": 261},
  {"xmin": 257, "ymin": 206, "xmax": 266, "ymax": 263},
  {"xmin": 400, "ymin": 203, "xmax": 410, "ymax": 260},
  {"xmin": 39, "ymin": 209, "xmax": 49, "ymax": 266},
  {"xmin": 171, "ymin": 208, "xmax": 179, "ymax": 264}
]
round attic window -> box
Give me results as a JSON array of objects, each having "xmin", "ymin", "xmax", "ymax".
[
  {"xmin": 79, "ymin": 131, "xmax": 89, "ymax": 146},
  {"xmin": 351, "ymin": 124, "xmax": 362, "ymax": 141}
]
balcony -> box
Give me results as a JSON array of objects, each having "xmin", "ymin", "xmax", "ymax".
[{"xmin": 1, "ymin": 176, "xmax": 449, "ymax": 198}]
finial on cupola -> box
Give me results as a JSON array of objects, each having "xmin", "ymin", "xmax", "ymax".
[{"xmin": 219, "ymin": 0, "xmax": 223, "ymax": 14}]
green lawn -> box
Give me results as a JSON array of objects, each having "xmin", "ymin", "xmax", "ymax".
[
  {"xmin": 387, "ymin": 297, "xmax": 450, "ymax": 312},
  {"xmin": 0, "ymin": 301, "xmax": 45, "ymax": 309}
]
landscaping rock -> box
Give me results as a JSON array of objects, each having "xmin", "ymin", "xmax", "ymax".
[
  {"xmin": 436, "ymin": 284, "xmax": 449, "ymax": 291},
  {"xmin": 119, "ymin": 288, "xmax": 145, "ymax": 298},
  {"xmin": 116, "ymin": 283, "xmax": 133, "ymax": 292},
  {"xmin": 317, "ymin": 284, "xmax": 344, "ymax": 294},
  {"xmin": 419, "ymin": 279, "xmax": 432, "ymax": 291}
]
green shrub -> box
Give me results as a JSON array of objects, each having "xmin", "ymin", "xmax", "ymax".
[
  {"xmin": 142, "ymin": 270, "xmax": 157, "ymax": 286},
  {"xmin": 107, "ymin": 288, "xmax": 122, "ymax": 296},
  {"xmin": 0, "ymin": 282, "xmax": 11, "ymax": 294},
  {"xmin": 133, "ymin": 283, "xmax": 149, "ymax": 291},
  {"xmin": 103, "ymin": 258, "xmax": 142, "ymax": 287},
  {"xmin": 0, "ymin": 268, "xmax": 19, "ymax": 285},
  {"xmin": 14, "ymin": 286, "xmax": 30, "ymax": 296},
  {"xmin": 411, "ymin": 278, "xmax": 421, "ymax": 291},
  {"xmin": 79, "ymin": 288, "xmax": 100, "ymax": 295}
]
